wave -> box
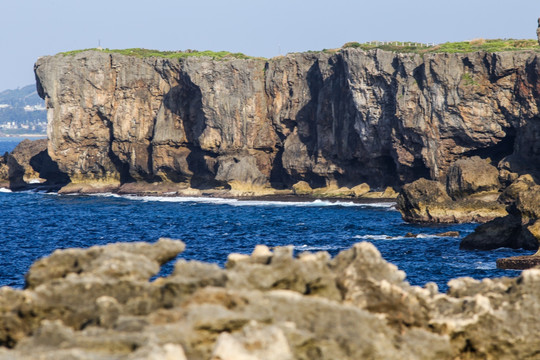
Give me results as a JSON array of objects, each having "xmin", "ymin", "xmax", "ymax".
[
  {"xmin": 109, "ymin": 194, "xmax": 397, "ymax": 208},
  {"xmin": 474, "ymin": 262, "xmax": 497, "ymax": 270},
  {"xmin": 13, "ymin": 190, "xmax": 397, "ymax": 209},
  {"xmin": 88, "ymin": 192, "xmax": 122, "ymax": 198},
  {"xmin": 354, "ymin": 234, "xmax": 399, "ymax": 241},
  {"xmin": 353, "ymin": 233, "xmax": 447, "ymax": 241},
  {"xmin": 0, "ymin": 188, "xmax": 11, "ymax": 193},
  {"xmin": 294, "ymin": 244, "xmax": 344, "ymax": 252}
]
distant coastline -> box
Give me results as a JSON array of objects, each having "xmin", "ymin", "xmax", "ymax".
[{"xmin": 0, "ymin": 133, "xmax": 46, "ymax": 138}]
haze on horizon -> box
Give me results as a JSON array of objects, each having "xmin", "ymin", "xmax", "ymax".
[{"xmin": 1, "ymin": 0, "xmax": 539, "ymax": 92}]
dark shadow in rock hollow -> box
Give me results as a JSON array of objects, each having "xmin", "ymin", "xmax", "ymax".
[
  {"xmin": 278, "ymin": 55, "xmax": 401, "ymax": 189},
  {"xmin": 161, "ymin": 71, "xmax": 225, "ymax": 189},
  {"xmin": 29, "ymin": 150, "xmax": 70, "ymax": 186}
]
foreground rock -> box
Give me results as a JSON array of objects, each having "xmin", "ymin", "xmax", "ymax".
[{"xmin": 1, "ymin": 239, "xmax": 540, "ymax": 359}]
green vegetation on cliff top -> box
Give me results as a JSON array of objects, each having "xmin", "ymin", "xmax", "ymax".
[
  {"xmin": 60, "ymin": 39, "xmax": 539, "ymax": 60},
  {"xmin": 60, "ymin": 48, "xmax": 259, "ymax": 60},
  {"xmin": 341, "ymin": 38, "xmax": 540, "ymax": 54}
]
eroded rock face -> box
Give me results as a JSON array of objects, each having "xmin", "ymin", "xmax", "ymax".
[
  {"xmin": 34, "ymin": 49, "xmax": 540, "ymax": 191},
  {"xmin": 1, "ymin": 240, "xmax": 540, "ymax": 359}
]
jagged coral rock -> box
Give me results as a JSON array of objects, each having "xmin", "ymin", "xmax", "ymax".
[{"xmin": 3, "ymin": 239, "xmax": 540, "ymax": 359}]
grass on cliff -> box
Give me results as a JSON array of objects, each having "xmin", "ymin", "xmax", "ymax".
[
  {"xmin": 60, "ymin": 48, "xmax": 261, "ymax": 60},
  {"xmin": 342, "ymin": 38, "xmax": 540, "ymax": 54}
]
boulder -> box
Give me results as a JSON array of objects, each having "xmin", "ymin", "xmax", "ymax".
[
  {"xmin": 351, "ymin": 183, "xmax": 370, "ymax": 197},
  {"xmin": 515, "ymin": 184, "xmax": 540, "ymax": 221},
  {"xmin": 446, "ymin": 156, "xmax": 500, "ymax": 199},
  {"xmin": 397, "ymin": 178, "xmax": 451, "ymax": 222},
  {"xmin": 459, "ymin": 215, "xmax": 527, "ymax": 250},
  {"xmin": 435, "ymin": 231, "xmax": 460, "ymax": 237},
  {"xmin": 291, "ymin": 181, "xmax": 312, "ymax": 195},
  {"xmin": 361, "ymin": 186, "xmax": 399, "ymax": 199},
  {"xmin": 498, "ymin": 174, "xmax": 536, "ymax": 204},
  {"xmin": 397, "ymin": 178, "xmax": 506, "ymax": 223},
  {"xmin": 461, "ymin": 184, "xmax": 540, "ymax": 251}
]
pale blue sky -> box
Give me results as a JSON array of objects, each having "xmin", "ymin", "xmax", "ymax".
[{"xmin": 1, "ymin": 0, "xmax": 539, "ymax": 91}]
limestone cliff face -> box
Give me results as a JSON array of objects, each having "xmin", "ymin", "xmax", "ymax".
[{"xmin": 34, "ymin": 49, "xmax": 540, "ymax": 189}]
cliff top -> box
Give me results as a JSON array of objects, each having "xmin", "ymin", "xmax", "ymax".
[
  {"xmin": 342, "ymin": 38, "xmax": 540, "ymax": 54},
  {"xmin": 59, "ymin": 48, "xmax": 263, "ymax": 60},
  {"xmin": 57, "ymin": 38, "xmax": 540, "ymax": 61}
]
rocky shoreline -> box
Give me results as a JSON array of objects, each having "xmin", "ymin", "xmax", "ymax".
[
  {"xmin": 0, "ymin": 238, "xmax": 539, "ymax": 360},
  {"xmin": 0, "ymin": 138, "xmax": 399, "ymax": 201}
]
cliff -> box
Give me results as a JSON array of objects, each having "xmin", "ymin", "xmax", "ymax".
[{"xmin": 34, "ymin": 49, "xmax": 540, "ymax": 192}]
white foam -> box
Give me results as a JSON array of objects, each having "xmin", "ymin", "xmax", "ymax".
[
  {"xmin": 354, "ymin": 234, "xmax": 399, "ymax": 240},
  {"xmin": 353, "ymin": 233, "xmax": 446, "ymax": 241},
  {"xmin": 113, "ymin": 194, "xmax": 396, "ymax": 208},
  {"xmin": 89, "ymin": 192, "xmax": 122, "ymax": 198},
  {"xmin": 416, "ymin": 234, "xmax": 446, "ymax": 239},
  {"xmin": 294, "ymin": 244, "xmax": 343, "ymax": 252},
  {"xmin": 0, "ymin": 188, "xmax": 11, "ymax": 193},
  {"xmin": 474, "ymin": 262, "xmax": 497, "ymax": 270}
]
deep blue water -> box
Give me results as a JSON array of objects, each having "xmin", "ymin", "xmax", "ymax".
[{"xmin": 0, "ymin": 138, "xmax": 525, "ymax": 292}]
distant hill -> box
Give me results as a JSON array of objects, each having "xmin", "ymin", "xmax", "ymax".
[{"xmin": 0, "ymin": 85, "xmax": 46, "ymax": 135}]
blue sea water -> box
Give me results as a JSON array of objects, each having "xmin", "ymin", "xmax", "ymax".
[{"xmin": 0, "ymin": 138, "xmax": 525, "ymax": 292}]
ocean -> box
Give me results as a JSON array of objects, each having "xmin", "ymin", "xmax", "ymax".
[{"xmin": 0, "ymin": 138, "xmax": 525, "ymax": 292}]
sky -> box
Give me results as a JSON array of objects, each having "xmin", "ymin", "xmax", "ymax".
[{"xmin": 1, "ymin": 0, "xmax": 539, "ymax": 92}]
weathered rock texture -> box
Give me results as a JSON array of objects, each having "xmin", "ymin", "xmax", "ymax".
[
  {"xmin": 1, "ymin": 239, "xmax": 540, "ymax": 359},
  {"xmin": 34, "ymin": 49, "xmax": 540, "ymax": 192}
]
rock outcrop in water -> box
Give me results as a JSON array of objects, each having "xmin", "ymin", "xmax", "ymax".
[
  {"xmin": 34, "ymin": 48, "xmax": 540, "ymax": 194},
  {"xmin": 1, "ymin": 239, "xmax": 540, "ymax": 359},
  {"xmin": 396, "ymin": 156, "xmax": 508, "ymax": 223},
  {"xmin": 460, "ymin": 174, "xmax": 540, "ymax": 251},
  {"xmin": 0, "ymin": 139, "xmax": 68, "ymax": 190}
]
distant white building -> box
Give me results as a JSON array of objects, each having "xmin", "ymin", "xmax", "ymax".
[{"xmin": 23, "ymin": 104, "xmax": 46, "ymax": 112}]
